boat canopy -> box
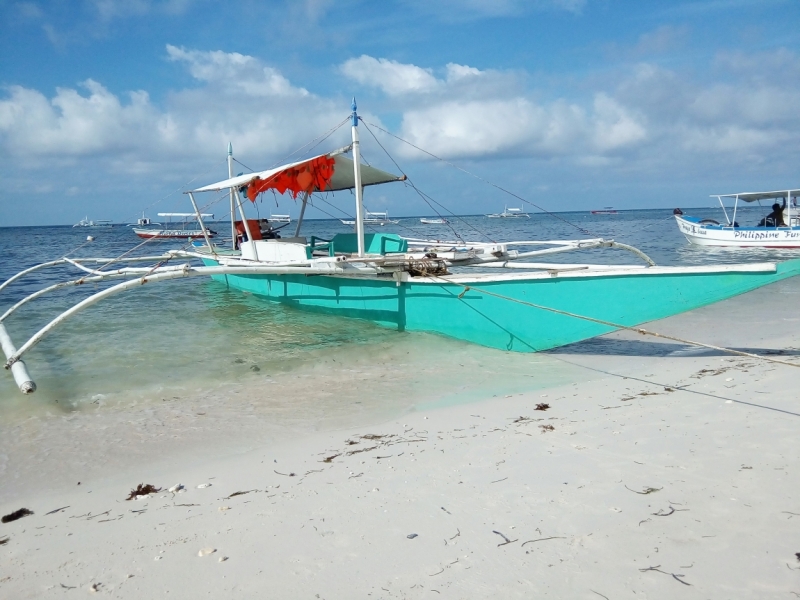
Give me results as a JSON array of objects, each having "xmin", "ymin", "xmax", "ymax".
[
  {"xmin": 713, "ymin": 189, "xmax": 800, "ymax": 202},
  {"xmin": 188, "ymin": 152, "xmax": 405, "ymax": 201}
]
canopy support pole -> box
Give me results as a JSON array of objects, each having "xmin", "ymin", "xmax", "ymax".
[
  {"xmin": 228, "ymin": 143, "xmax": 237, "ymax": 249},
  {"xmin": 351, "ymin": 99, "xmax": 365, "ymax": 257},
  {"xmin": 787, "ymin": 190, "xmax": 792, "ymax": 230},
  {"xmin": 188, "ymin": 192, "xmax": 214, "ymax": 251},
  {"xmin": 294, "ymin": 191, "xmax": 309, "ymax": 237}
]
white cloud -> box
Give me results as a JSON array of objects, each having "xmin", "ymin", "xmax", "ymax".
[
  {"xmin": 400, "ymin": 0, "xmax": 586, "ymax": 18},
  {"xmin": 591, "ymin": 93, "xmax": 646, "ymax": 151},
  {"xmin": 445, "ymin": 63, "xmax": 482, "ymax": 82},
  {"xmin": 90, "ymin": 0, "xmax": 194, "ymax": 20},
  {"xmin": 0, "ymin": 47, "xmax": 341, "ymax": 172},
  {"xmin": 166, "ymin": 45, "xmax": 308, "ymax": 97},
  {"xmin": 14, "ymin": 2, "xmax": 44, "ymax": 19},
  {"xmin": 340, "ymin": 56, "xmax": 439, "ymax": 95},
  {"xmin": 0, "ymin": 80, "xmax": 159, "ymax": 157}
]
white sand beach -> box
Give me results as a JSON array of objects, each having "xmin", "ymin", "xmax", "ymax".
[{"xmin": 2, "ymin": 279, "xmax": 799, "ymax": 599}]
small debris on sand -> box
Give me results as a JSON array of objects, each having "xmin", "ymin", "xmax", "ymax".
[
  {"xmin": 2, "ymin": 508, "xmax": 33, "ymax": 523},
  {"xmin": 0, "ymin": 537, "xmax": 9, "ymax": 545},
  {"xmin": 539, "ymin": 424, "xmax": 555, "ymax": 433},
  {"xmin": 534, "ymin": 403, "xmax": 550, "ymax": 411},
  {"xmin": 198, "ymin": 547, "xmax": 216, "ymax": 557},
  {"xmin": 197, "ymin": 483, "xmax": 212, "ymax": 489},
  {"xmin": 407, "ymin": 533, "xmax": 418, "ymax": 539},
  {"xmin": 126, "ymin": 484, "xmax": 161, "ymax": 501}
]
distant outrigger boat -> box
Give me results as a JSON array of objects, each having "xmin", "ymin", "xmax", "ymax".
[
  {"xmin": 420, "ymin": 217, "xmax": 448, "ymax": 224},
  {"xmin": 73, "ymin": 217, "xmax": 113, "ymax": 228},
  {"xmin": 269, "ymin": 213, "xmax": 291, "ymax": 223},
  {"xmin": 341, "ymin": 210, "xmax": 398, "ymax": 226},
  {"xmin": 486, "ymin": 206, "xmax": 530, "ymax": 218},
  {"xmin": 3, "ymin": 101, "xmax": 800, "ymax": 395},
  {"xmin": 675, "ymin": 189, "xmax": 800, "ymax": 248},
  {"xmin": 591, "ymin": 207, "xmax": 618, "ymax": 215},
  {"xmin": 131, "ymin": 212, "xmax": 217, "ymax": 240}
]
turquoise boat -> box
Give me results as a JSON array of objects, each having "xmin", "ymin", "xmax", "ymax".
[
  {"xmin": 199, "ymin": 248, "xmax": 800, "ymax": 353},
  {"xmin": 2, "ymin": 101, "xmax": 800, "ymax": 394}
]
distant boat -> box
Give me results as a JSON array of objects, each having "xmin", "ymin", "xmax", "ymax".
[
  {"xmin": 127, "ymin": 212, "xmax": 161, "ymax": 227},
  {"xmin": 675, "ymin": 189, "xmax": 800, "ymax": 248},
  {"xmin": 73, "ymin": 217, "xmax": 113, "ymax": 228},
  {"xmin": 591, "ymin": 207, "xmax": 618, "ymax": 215},
  {"xmin": 486, "ymin": 206, "xmax": 530, "ymax": 218},
  {"xmin": 132, "ymin": 212, "xmax": 217, "ymax": 240},
  {"xmin": 341, "ymin": 210, "xmax": 398, "ymax": 226},
  {"xmin": 420, "ymin": 217, "xmax": 448, "ymax": 224},
  {"xmin": 270, "ymin": 213, "xmax": 291, "ymax": 223}
]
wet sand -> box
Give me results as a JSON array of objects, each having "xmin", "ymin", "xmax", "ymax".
[{"xmin": 1, "ymin": 279, "xmax": 799, "ymax": 598}]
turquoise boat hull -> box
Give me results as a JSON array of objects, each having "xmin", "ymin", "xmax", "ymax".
[{"xmin": 203, "ymin": 258, "xmax": 800, "ymax": 352}]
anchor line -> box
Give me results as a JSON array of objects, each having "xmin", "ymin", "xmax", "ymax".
[{"xmin": 442, "ymin": 281, "xmax": 800, "ymax": 369}]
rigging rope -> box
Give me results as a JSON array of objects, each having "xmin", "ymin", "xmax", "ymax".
[
  {"xmin": 360, "ymin": 119, "xmax": 492, "ymax": 244},
  {"xmin": 364, "ymin": 120, "xmax": 596, "ymax": 237},
  {"xmin": 436, "ymin": 277, "xmax": 800, "ymax": 369}
]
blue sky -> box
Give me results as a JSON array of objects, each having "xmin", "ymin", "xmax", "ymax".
[{"xmin": 0, "ymin": 0, "xmax": 798, "ymax": 226}]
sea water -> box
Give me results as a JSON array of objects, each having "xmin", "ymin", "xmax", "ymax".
[{"xmin": 1, "ymin": 206, "xmax": 797, "ymax": 496}]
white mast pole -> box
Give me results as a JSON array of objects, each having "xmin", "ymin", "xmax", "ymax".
[
  {"xmin": 351, "ymin": 99, "xmax": 365, "ymax": 257},
  {"xmin": 228, "ymin": 143, "xmax": 237, "ymax": 250},
  {"xmin": 294, "ymin": 191, "xmax": 309, "ymax": 238}
]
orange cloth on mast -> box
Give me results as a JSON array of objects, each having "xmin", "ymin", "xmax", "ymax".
[{"xmin": 247, "ymin": 155, "xmax": 336, "ymax": 202}]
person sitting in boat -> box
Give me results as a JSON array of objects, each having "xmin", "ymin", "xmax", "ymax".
[
  {"xmin": 259, "ymin": 218, "xmax": 281, "ymax": 240},
  {"xmin": 758, "ymin": 199, "xmax": 787, "ymax": 227}
]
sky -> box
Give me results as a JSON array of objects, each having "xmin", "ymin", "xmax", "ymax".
[{"xmin": 0, "ymin": 0, "xmax": 798, "ymax": 226}]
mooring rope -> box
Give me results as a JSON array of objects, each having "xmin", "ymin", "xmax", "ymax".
[{"xmin": 441, "ymin": 279, "xmax": 800, "ymax": 369}]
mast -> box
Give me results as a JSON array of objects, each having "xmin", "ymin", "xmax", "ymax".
[
  {"xmin": 228, "ymin": 143, "xmax": 236, "ymax": 249},
  {"xmin": 351, "ymin": 99, "xmax": 365, "ymax": 257}
]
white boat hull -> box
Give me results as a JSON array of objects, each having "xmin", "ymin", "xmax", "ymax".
[
  {"xmin": 675, "ymin": 215, "xmax": 800, "ymax": 248},
  {"xmin": 132, "ymin": 228, "xmax": 215, "ymax": 240}
]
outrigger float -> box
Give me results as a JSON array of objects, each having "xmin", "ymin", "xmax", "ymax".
[{"xmin": 3, "ymin": 101, "xmax": 800, "ymax": 394}]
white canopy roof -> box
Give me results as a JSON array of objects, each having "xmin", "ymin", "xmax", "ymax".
[
  {"xmin": 188, "ymin": 153, "xmax": 404, "ymax": 194},
  {"xmin": 713, "ymin": 189, "xmax": 800, "ymax": 203}
]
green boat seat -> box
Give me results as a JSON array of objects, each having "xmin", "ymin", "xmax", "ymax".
[{"xmin": 329, "ymin": 233, "xmax": 407, "ymax": 255}]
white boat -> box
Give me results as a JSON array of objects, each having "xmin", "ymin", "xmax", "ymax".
[
  {"xmin": 3, "ymin": 101, "xmax": 800, "ymax": 396},
  {"xmin": 675, "ymin": 189, "xmax": 800, "ymax": 248},
  {"xmin": 420, "ymin": 217, "xmax": 448, "ymax": 224},
  {"xmin": 591, "ymin": 207, "xmax": 618, "ymax": 215},
  {"xmin": 127, "ymin": 213, "xmax": 162, "ymax": 227},
  {"xmin": 73, "ymin": 217, "xmax": 113, "ymax": 228},
  {"xmin": 341, "ymin": 210, "xmax": 399, "ymax": 226},
  {"xmin": 132, "ymin": 212, "xmax": 217, "ymax": 240},
  {"xmin": 486, "ymin": 206, "xmax": 530, "ymax": 218},
  {"xmin": 270, "ymin": 214, "xmax": 291, "ymax": 223}
]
